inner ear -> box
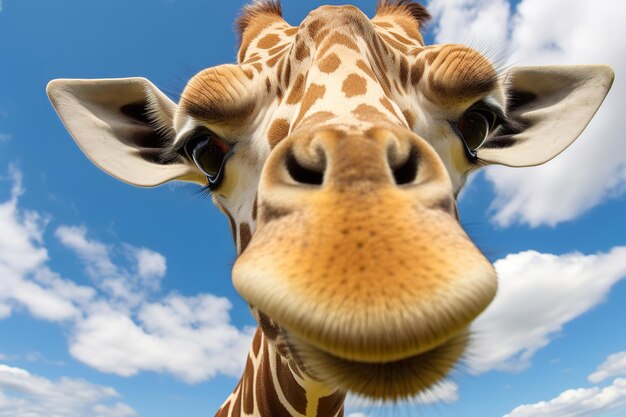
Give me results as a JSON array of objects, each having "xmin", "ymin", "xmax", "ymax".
[
  {"xmin": 477, "ymin": 65, "xmax": 614, "ymax": 167},
  {"xmin": 119, "ymin": 85, "xmax": 179, "ymax": 163},
  {"xmin": 118, "ymin": 101, "xmax": 172, "ymax": 152},
  {"xmin": 47, "ymin": 77, "xmax": 193, "ymax": 187},
  {"xmin": 120, "ymin": 102, "xmax": 153, "ymax": 125}
]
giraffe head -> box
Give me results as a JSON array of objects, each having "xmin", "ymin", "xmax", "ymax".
[{"xmin": 47, "ymin": 0, "xmax": 613, "ymax": 401}]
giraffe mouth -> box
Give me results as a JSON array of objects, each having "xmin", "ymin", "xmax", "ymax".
[{"xmin": 284, "ymin": 328, "xmax": 469, "ymax": 400}]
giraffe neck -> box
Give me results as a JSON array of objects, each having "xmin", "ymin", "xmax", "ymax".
[
  {"xmin": 216, "ymin": 328, "xmax": 345, "ymax": 417},
  {"xmin": 215, "ymin": 189, "xmax": 345, "ymax": 416}
]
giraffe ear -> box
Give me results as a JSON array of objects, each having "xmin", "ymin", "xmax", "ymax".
[
  {"xmin": 476, "ymin": 65, "xmax": 614, "ymax": 167},
  {"xmin": 47, "ymin": 78, "xmax": 195, "ymax": 187}
]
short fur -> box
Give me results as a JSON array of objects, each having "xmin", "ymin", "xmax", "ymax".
[
  {"xmin": 236, "ymin": 0, "xmax": 283, "ymax": 40},
  {"xmin": 376, "ymin": 0, "xmax": 432, "ymax": 27}
]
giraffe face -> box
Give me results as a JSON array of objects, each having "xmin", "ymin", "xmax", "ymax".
[
  {"xmin": 173, "ymin": 3, "xmax": 501, "ymax": 399},
  {"xmin": 47, "ymin": 0, "xmax": 615, "ymax": 404}
]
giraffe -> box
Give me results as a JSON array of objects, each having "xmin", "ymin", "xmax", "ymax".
[{"xmin": 46, "ymin": 0, "xmax": 614, "ymax": 415}]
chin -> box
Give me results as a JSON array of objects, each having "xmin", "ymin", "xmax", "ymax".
[{"xmin": 286, "ymin": 329, "xmax": 469, "ymax": 400}]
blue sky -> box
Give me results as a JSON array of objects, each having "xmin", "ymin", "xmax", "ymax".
[{"xmin": 0, "ymin": 1, "xmax": 625, "ymax": 416}]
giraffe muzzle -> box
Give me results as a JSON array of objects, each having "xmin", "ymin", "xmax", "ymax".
[{"xmin": 232, "ymin": 127, "xmax": 497, "ymax": 396}]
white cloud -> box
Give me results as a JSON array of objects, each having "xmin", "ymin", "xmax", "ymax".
[
  {"xmin": 132, "ymin": 247, "xmax": 166, "ymax": 282},
  {"xmin": 589, "ymin": 352, "xmax": 626, "ymax": 384},
  {"xmin": 429, "ymin": 0, "xmax": 626, "ymax": 226},
  {"xmin": 468, "ymin": 247, "xmax": 626, "ymax": 374},
  {"xmin": 70, "ymin": 295, "xmax": 255, "ymax": 383},
  {"xmin": 504, "ymin": 378, "xmax": 626, "ymax": 417},
  {"xmin": 428, "ymin": 0, "xmax": 510, "ymax": 50},
  {"xmin": 0, "ymin": 363, "xmax": 136, "ymax": 417},
  {"xmin": 0, "ymin": 166, "xmax": 93, "ymax": 322},
  {"xmin": 55, "ymin": 226, "xmax": 142, "ymax": 308},
  {"xmin": 505, "ymin": 351, "xmax": 626, "ymax": 416},
  {"xmin": 0, "ymin": 166, "xmax": 254, "ymax": 383},
  {"xmin": 55, "ymin": 228, "xmax": 166, "ymax": 305},
  {"xmin": 93, "ymin": 403, "xmax": 136, "ymax": 417}
]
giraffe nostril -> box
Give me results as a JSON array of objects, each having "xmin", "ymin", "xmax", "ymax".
[
  {"xmin": 286, "ymin": 151, "xmax": 325, "ymax": 186},
  {"xmin": 392, "ymin": 147, "xmax": 418, "ymax": 185}
]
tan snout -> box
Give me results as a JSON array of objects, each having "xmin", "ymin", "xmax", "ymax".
[{"xmin": 232, "ymin": 127, "xmax": 497, "ymax": 364}]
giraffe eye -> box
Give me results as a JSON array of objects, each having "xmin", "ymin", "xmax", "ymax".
[
  {"xmin": 185, "ymin": 133, "xmax": 231, "ymax": 188},
  {"xmin": 455, "ymin": 106, "xmax": 499, "ymax": 159}
]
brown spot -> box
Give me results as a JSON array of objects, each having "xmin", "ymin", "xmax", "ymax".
[
  {"xmin": 256, "ymin": 341, "xmax": 292, "ymax": 417},
  {"xmin": 374, "ymin": 21, "xmax": 394, "ymax": 28},
  {"xmin": 409, "ymin": 45, "xmax": 424, "ymax": 56},
  {"xmin": 286, "ymin": 74, "xmax": 305, "ymax": 104},
  {"xmin": 284, "ymin": 60, "xmax": 292, "ymax": 86},
  {"xmin": 297, "ymin": 111, "xmax": 337, "ymax": 129},
  {"xmin": 242, "ymin": 356, "xmax": 255, "ymax": 414},
  {"xmin": 342, "ymin": 73, "xmax": 367, "ymax": 98},
  {"xmin": 277, "ymin": 59, "xmax": 285, "ymax": 83},
  {"xmin": 425, "ymin": 49, "xmax": 439, "ymax": 64},
  {"xmin": 402, "ymin": 109, "xmax": 417, "ymax": 129},
  {"xmin": 356, "ymin": 59, "xmax": 377, "ymax": 80},
  {"xmin": 411, "ymin": 59, "xmax": 424, "ymax": 85},
  {"xmin": 269, "ymin": 44, "xmax": 287, "ymax": 56},
  {"xmin": 294, "ymin": 83, "xmax": 326, "ymax": 128},
  {"xmin": 380, "ymin": 32, "xmax": 409, "ymax": 53},
  {"xmin": 307, "ymin": 18, "xmax": 324, "ymax": 38},
  {"xmin": 389, "ymin": 30, "xmax": 413, "ymax": 46},
  {"xmin": 243, "ymin": 53, "xmax": 261, "ymax": 64},
  {"xmin": 252, "ymin": 327, "xmax": 262, "ymax": 357},
  {"xmin": 231, "ymin": 393, "xmax": 241, "ymax": 417},
  {"xmin": 243, "ymin": 68, "xmax": 254, "ymax": 80},
  {"xmin": 295, "ymin": 43, "xmax": 310, "ymax": 60},
  {"xmin": 399, "ymin": 56, "xmax": 409, "ymax": 86},
  {"xmin": 380, "ymin": 97, "xmax": 401, "ymax": 120},
  {"xmin": 318, "ymin": 32, "xmax": 359, "ymax": 57},
  {"xmin": 318, "ymin": 53, "xmax": 341, "ymax": 73},
  {"xmin": 266, "ymin": 53, "xmax": 282, "ymax": 67},
  {"xmin": 239, "ymin": 223, "xmax": 252, "ymax": 252},
  {"xmin": 275, "ymin": 351, "xmax": 307, "ymax": 414},
  {"xmin": 313, "ymin": 28, "xmax": 331, "ymax": 47},
  {"xmin": 265, "ymin": 76, "xmax": 271, "ymax": 93},
  {"xmin": 317, "ymin": 392, "xmax": 346, "ymax": 417},
  {"xmin": 352, "ymin": 103, "xmax": 393, "ymax": 125},
  {"xmin": 267, "ymin": 118, "xmax": 290, "ymax": 148},
  {"xmin": 215, "ymin": 399, "xmax": 230, "ymax": 417},
  {"xmin": 257, "ymin": 33, "xmax": 281, "ymax": 49},
  {"xmin": 284, "ymin": 27, "xmax": 298, "ymax": 36}
]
